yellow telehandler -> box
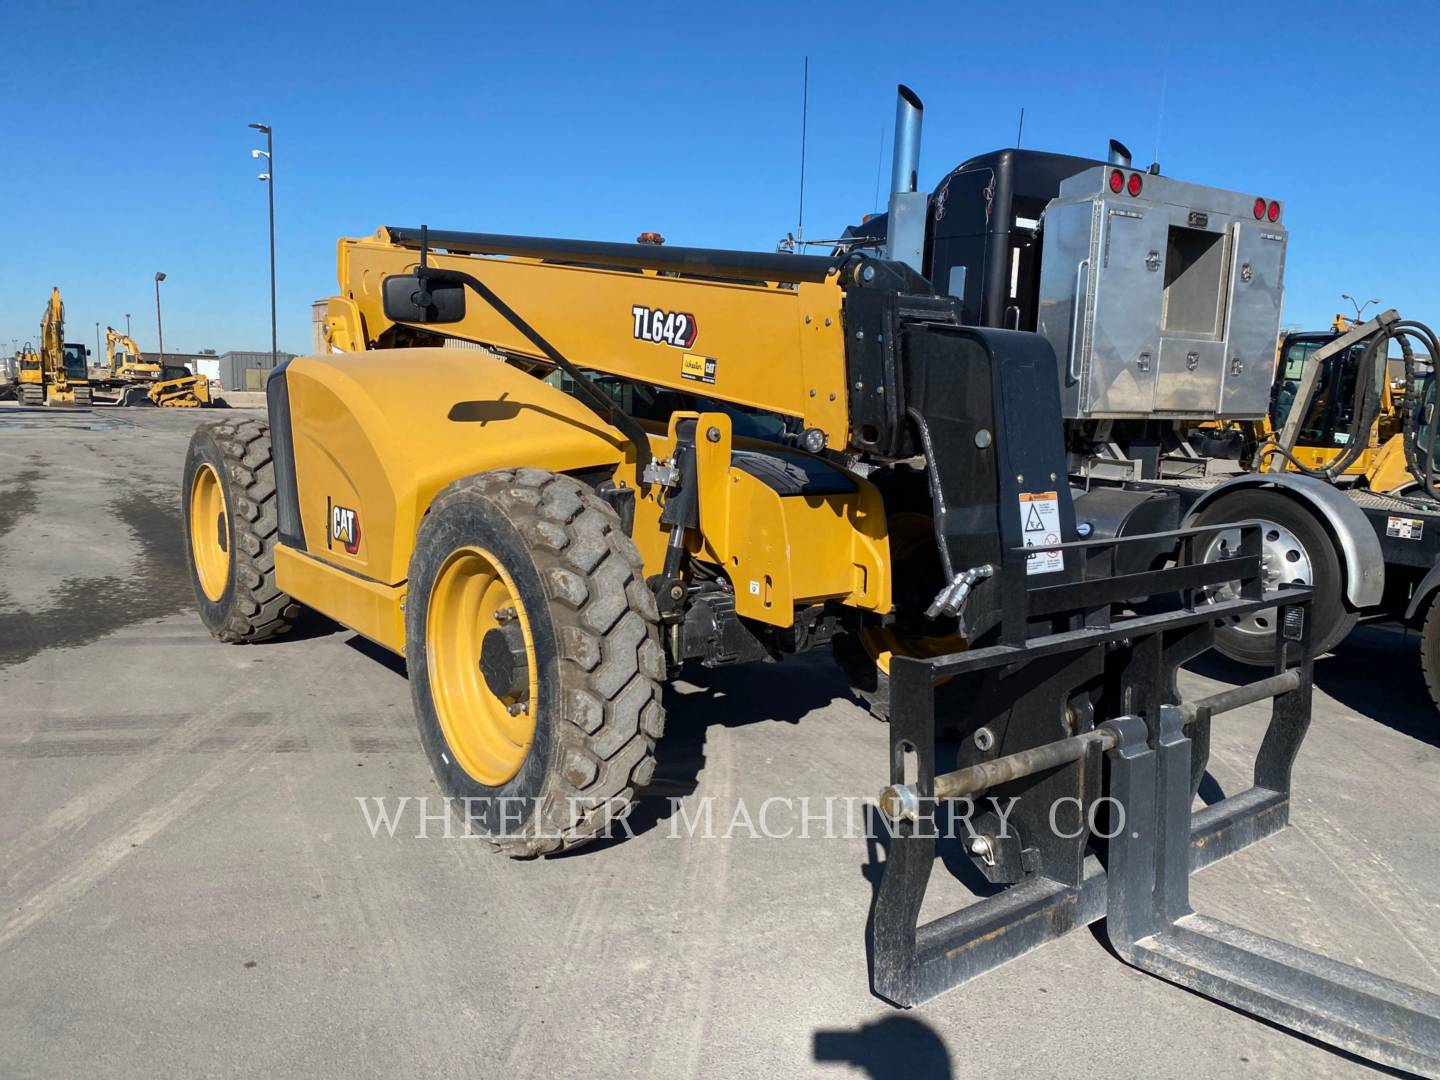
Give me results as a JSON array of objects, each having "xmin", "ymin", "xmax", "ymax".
[{"xmin": 180, "ymin": 90, "xmax": 1440, "ymax": 1071}]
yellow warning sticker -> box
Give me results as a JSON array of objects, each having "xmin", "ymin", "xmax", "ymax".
[{"xmin": 681, "ymin": 353, "xmax": 716, "ymax": 384}]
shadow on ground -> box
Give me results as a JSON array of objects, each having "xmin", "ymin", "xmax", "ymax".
[
  {"xmin": 1185, "ymin": 623, "xmax": 1437, "ymax": 747},
  {"xmin": 583, "ymin": 652, "xmax": 859, "ymax": 851},
  {"xmin": 813, "ymin": 1014, "xmax": 952, "ymax": 1079}
]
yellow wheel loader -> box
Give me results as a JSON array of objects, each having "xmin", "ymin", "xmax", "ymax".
[{"xmin": 180, "ymin": 95, "xmax": 1440, "ymax": 1069}]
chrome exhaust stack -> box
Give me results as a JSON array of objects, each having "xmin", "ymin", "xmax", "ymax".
[
  {"xmin": 885, "ymin": 85, "xmax": 927, "ymax": 273},
  {"xmin": 891, "ymin": 84, "xmax": 924, "ymax": 193}
]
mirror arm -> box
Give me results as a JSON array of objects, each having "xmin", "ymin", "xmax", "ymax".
[{"xmin": 414, "ymin": 265, "xmax": 653, "ymax": 480}]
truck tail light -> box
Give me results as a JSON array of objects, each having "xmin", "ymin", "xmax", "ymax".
[
  {"xmin": 1127, "ymin": 173, "xmax": 1143, "ymax": 197},
  {"xmin": 1109, "ymin": 169, "xmax": 1125, "ymax": 194},
  {"xmin": 1253, "ymin": 197, "xmax": 1266, "ymax": 219},
  {"xmin": 1267, "ymin": 200, "xmax": 1281, "ymax": 222}
]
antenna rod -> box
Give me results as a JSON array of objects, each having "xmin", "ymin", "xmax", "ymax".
[
  {"xmin": 1015, "ymin": 107, "xmax": 1025, "ymax": 148},
  {"xmin": 797, "ymin": 56, "xmax": 808, "ymax": 247}
]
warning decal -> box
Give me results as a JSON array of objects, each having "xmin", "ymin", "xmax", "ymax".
[
  {"xmin": 1019, "ymin": 491, "xmax": 1064, "ymax": 576},
  {"xmin": 1387, "ymin": 515, "xmax": 1424, "ymax": 540}
]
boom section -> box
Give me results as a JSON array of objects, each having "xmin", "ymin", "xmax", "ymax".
[{"xmin": 336, "ymin": 228, "xmax": 856, "ymax": 447}]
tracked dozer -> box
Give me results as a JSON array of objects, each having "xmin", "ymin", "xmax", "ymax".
[{"xmin": 181, "ymin": 91, "xmax": 1440, "ymax": 1071}]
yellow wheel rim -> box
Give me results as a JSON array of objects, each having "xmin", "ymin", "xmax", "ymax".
[
  {"xmin": 426, "ymin": 546, "xmax": 539, "ymax": 786},
  {"xmin": 189, "ymin": 463, "xmax": 230, "ymax": 602},
  {"xmin": 860, "ymin": 626, "xmax": 967, "ymax": 675}
]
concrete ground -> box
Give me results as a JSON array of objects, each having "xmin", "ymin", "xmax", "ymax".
[{"xmin": 0, "ymin": 402, "xmax": 1436, "ymax": 1079}]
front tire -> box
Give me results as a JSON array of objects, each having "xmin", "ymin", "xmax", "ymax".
[
  {"xmin": 182, "ymin": 418, "xmax": 301, "ymax": 643},
  {"xmin": 406, "ymin": 468, "xmax": 666, "ymax": 856},
  {"xmin": 1191, "ymin": 489, "xmax": 1357, "ymax": 665}
]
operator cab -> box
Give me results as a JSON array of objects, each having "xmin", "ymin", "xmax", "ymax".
[
  {"xmin": 1271, "ymin": 331, "xmax": 1371, "ymax": 448},
  {"xmin": 62, "ymin": 343, "xmax": 88, "ymax": 380}
]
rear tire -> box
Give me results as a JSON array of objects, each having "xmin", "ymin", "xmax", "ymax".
[
  {"xmin": 1191, "ymin": 489, "xmax": 1357, "ymax": 666},
  {"xmin": 406, "ymin": 468, "xmax": 665, "ymax": 856},
  {"xmin": 182, "ymin": 417, "xmax": 302, "ymax": 643}
]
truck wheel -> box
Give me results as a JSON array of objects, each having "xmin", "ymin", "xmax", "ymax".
[
  {"xmin": 406, "ymin": 469, "xmax": 666, "ymax": 856},
  {"xmin": 1191, "ymin": 489, "xmax": 1357, "ymax": 666},
  {"xmin": 1420, "ymin": 597, "xmax": 1440, "ymax": 716},
  {"xmin": 182, "ymin": 418, "xmax": 302, "ymax": 643}
]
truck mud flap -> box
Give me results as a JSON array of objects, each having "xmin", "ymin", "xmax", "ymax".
[{"xmin": 870, "ymin": 522, "xmax": 1440, "ymax": 1075}]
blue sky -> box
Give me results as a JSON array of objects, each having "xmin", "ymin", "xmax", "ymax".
[{"xmin": 3, "ymin": 0, "xmax": 1436, "ymax": 357}]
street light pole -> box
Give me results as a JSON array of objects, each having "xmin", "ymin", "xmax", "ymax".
[
  {"xmin": 125, "ymin": 313, "xmax": 131, "ymax": 337},
  {"xmin": 95, "ymin": 322, "xmax": 101, "ymax": 364},
  {"xmin": 154, "ymin": 272, "xmax": 168, "ymax": 365},
  {"xmin": 249, "ymin": 123, "xmax": 276, "ymax": 368},
  {"xmin": 1341, "ymin": 293, "xmax": 1381, "ymax": 322}
]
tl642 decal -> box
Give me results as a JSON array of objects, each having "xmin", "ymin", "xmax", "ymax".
[{"xmin": 632, "ymin": 305, "xmax": 698, "ymax": 349}]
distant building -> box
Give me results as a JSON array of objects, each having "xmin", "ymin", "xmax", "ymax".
[
  {"xmin": 143, "ymin": 349, "xmax": 296, "ymax": 390},
  {"xmin": 216, "ymin": 350, "xmax": 296, "ymax": 392}
]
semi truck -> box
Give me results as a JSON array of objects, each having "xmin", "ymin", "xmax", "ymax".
[{"xmin": 844, "ymin": 88, "xmax": 1440, "ymax": 708}]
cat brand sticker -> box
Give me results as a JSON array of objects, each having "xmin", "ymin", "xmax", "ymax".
[
  {"xmin": 330, "ymin": 503, "xmax": 362, "ymax": 554},
  {"xmin": 680, "ymin": 352, "xmax": 717, "ymax": 385}
]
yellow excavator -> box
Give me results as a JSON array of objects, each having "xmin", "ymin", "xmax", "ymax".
[
  {"xmin": 1195, "ymin": 314, "xmax": 1429, "ymax": 494},
  {"xmin": 1258, "ymin": 314, "xmax": 1433, "ymax": 493},
  {"xmin": 17, "ymin": 288, "xmax": 90, "ymax": 407},
  {"xmin": 89, "ymin": 325, "xmax": 212, "ymax": 407}
]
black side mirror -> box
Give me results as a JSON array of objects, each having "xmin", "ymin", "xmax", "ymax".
[{"xmin": 382, "ymin": 273, "xmax": 466, "ymax": 324}]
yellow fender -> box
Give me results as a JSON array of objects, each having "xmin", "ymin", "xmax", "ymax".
[{"xmin": 281, "ymin": 348, "xmax": 629, "ymax": 589}]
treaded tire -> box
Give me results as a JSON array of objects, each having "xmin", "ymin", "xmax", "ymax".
[
  {"xmin": 1191, "ymin": 489, "xmax": 1357, "ymax": 666},
  {"xmin": 406, "ymin": 468, "xmax": 666, "ymax": 857},
  {"xmin": 182, "ymin": 417, "xmax": 302, "ymax": 643},
  {"xmin": 1421, "ymin": 597, "xmax": 1440, "ymax": 716}
]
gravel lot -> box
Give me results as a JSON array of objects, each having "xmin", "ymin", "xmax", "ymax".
[{"xmin": 1, "ymin": 402, "xmax": 1436, "ymax": 1079}]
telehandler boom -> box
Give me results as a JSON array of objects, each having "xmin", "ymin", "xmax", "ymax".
[{"xmin": 181, "ymin": 88, "xmax": 1440, "ymax": 1073}]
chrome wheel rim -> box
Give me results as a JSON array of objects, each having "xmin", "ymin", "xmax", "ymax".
[{"xmin": 1198, "ymin": 519, "xmax": 1314, "ymax": 639}]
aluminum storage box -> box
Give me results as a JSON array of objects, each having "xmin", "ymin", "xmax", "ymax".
[{"xmin": 1035, "ymin": 168, "xmax": 1286, "ymax": 420}]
